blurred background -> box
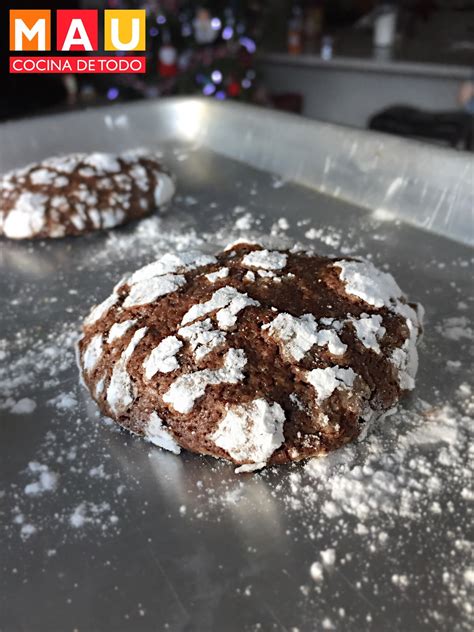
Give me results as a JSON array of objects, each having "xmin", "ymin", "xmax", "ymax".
[{"xmin": 1, "ymin": 0, "xmax": 473, "ymax": 149}]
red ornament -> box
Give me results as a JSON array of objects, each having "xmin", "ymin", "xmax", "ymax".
[
  {"xmin": 227, "ymin": 81, "xmax": 240, "ymax": 97},
  {"xmin": 159, "ymin": 45, "xmax": 178, "ymax": 78}
]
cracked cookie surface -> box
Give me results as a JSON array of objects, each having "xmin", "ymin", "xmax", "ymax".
[{"xmin": 78, "ymin": 242, "xmax": 423, "ymax": 472}]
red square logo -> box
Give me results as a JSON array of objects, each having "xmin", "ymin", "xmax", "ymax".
[{"xmin": 57, "ymin": 10, "xmax": 98, "ymax": 52}]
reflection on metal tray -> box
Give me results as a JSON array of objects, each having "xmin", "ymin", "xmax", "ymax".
[{"xmin": 0, "ymin": 98, "xmax": 472, "ymax": 632}]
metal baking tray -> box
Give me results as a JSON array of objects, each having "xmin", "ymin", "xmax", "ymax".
[{"xmin": 1, "ymin": 98, "xmax": 472, "ymax": 632}]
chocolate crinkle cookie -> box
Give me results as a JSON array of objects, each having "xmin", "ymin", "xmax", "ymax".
[
  {"xmin": 0, "ymin": 149, "xmax": 175, "ymax": 239},
  {"xmin": 78, "ymin": 242, "xmax": 423, "ymax": 472}
]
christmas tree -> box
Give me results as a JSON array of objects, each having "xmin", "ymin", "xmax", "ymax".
[{"xmin": 105, "ymin": 1, "xmax": 266, "ymax": 103}]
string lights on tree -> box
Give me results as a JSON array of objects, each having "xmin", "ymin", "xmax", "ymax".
[{"xmin": 104, "ymin": 0, "xmax": 266, "ymax": 104}]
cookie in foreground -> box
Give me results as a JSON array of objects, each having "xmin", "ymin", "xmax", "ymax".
[
  {"xmin": 78, "ymin": 242, "xmax": 423, "ymax": 472},
  {"xmin": 0, "ymin": 149, "xmax": 175, "ymax": 239}
]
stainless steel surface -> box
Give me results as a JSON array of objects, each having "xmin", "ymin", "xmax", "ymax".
[{"xmin": 1, "ymin": 98, "xmax": 472, "ymax": 632}]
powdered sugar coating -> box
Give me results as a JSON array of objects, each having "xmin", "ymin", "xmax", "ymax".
[
  {"xmin": 82, "ymin": 334, "xmax": 103, "ymax": 373},
  {"xmin": 154, "ymin": 173, "xmax": 176, "ymax": 207},
  {"xmin": 2, "ymin": 193, "xmax": 48, "ymax": 239},
  {"xmin": 263, "ymin": 313, "xmax": 347, "ymax": 361},
  {"xmin": 257, "ymin": 269, "xmax": 276, "ymax": 278},
  {"xmin": 145, "ymin": 412, "xmax": 181, "ymax": 454},
  {"xmin": 211, "ymin": 399, "xmax": 286, "ymax": 471},
  {"xmin": 163, "ymin": 349, "xmax": 247, "ymax": 414},
  {"xmin": 106, "ymin": 327, "xmax": 148, "ymax": 415},
  {"xmin": 178, "ymin": 319, "xmax": 226, "ymax": 361},
  {"xmin": 143, "ymin": 336, "xmax": 182, "ymax": 379},
  {"xmin": 29, "ymin": 169, "xmax": 56, "ymax": 186},
  {"xmin": 241, "ymin": 249, "xmax": 288, "ymax": 271},
  {"xmin": 390, "ymin": 316, "xmax": 419, "ymax": 391},
  {"xmin": 123, "ymin": 274, "xmax": 186, "ymax": 308},
  {"xmin": 205, "ymin": 267, "xmax": 230, "ymax": 282},
  {"xmin": 216, "ymin": 293, "xmax": 260, "ymax": 330},
  {"xmin": 107, "ymin": 320, "xmax": 136, "ymax": 344},
  {"xmin": 305, "ymin": 366, "xmax": 357, "ymax": 403},
  {"xmin": 85, "ymin": 293, "xmax": 119, "ymax": 326},
  {"xmin": 263, "ymin": 313, "xmax": 318, "ymax": 361},
  {"xmin": 316, "ymin": 329, "xmax": 347, "ymax": 356},
  {"xmin": 335, "ymin": 259, "xmax": 402, "ymax": 308},
  {"xmin": 181, "ymin": 286, "xmax": 259, "ymax": 328},
  {"xmin": 128, "ymin": 251, "xmax": 216, "ymax": 285},
  {"xmin": 392, "ymin": 303, "xmax": 422, "ymax": 391},
  {"xmin": 391, "ymin": 346, "xmax": 415, "ymax": 390},
  {"xmin": 83, "ymin": 153, "xmax": 121, "ymax": 173},
  {"xmin": 350, "ymin": 314, "xmax": 386, "ymax": 353}
]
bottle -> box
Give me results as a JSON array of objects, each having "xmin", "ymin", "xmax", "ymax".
[
  {"xmin": 193, "ymin": 8, "xmax": 218, "ymax": 45},
  {"xmin": 304, "ymin": 1, "xmax": 323, "ymax": 54},
  {"xmin": 288, "ymin": 2, "xmax": 303, "ymax": 55},
  {"xmin": 374, "ymin": 3, "xmax": 398, "ymax": 48}
]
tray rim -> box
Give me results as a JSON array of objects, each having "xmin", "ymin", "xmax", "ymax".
[{"xmin": 0, "ymin": 96, "xmax": 472, "ymax": 247}]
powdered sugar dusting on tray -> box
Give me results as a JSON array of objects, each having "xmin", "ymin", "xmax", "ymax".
[
  {"xmin": 0, "ymin": 321, "xmax": 127, "ymax": 544},
  {"xmin": 24, "ymin": 462, "xmax": 59, "ymax": 495},
  {"xmin": 10, "ymin": 397, "xmax": 37, "ymax": 414},
  {"xmin": 192, "ymin": 390, "xmax": 473, "ymax": 629}
]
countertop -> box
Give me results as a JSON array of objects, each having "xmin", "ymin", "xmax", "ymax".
[{"xmin": 260, "ymin": 11, "xmax": 474, "ymax": 79}]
